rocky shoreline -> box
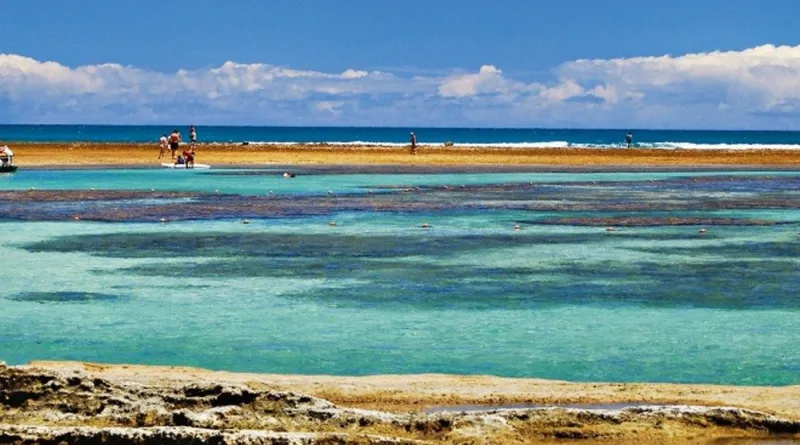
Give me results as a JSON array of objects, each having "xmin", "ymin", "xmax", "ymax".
[{"xmin": 1, "ymin": 361, "xmax": 798, "ymax": 444}]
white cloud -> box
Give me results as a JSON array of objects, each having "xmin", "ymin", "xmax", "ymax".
[
  {"xmin": 3, "ymin": 44, "xmax": 800, "ymax": 128},
  {"xmin": 554, "ymin": 44, "xmax": 800, "ymax": 110},
  {"xmin": 438, "ymin": 65, "xmax": 540, "ymax": 99},
  {"xmin": 539, "ymin": 80, "xmax": 584, "ymax": 103},
  {"xmin": 439, "ymin": 65, "xmax": 503, "ymax": 97}
]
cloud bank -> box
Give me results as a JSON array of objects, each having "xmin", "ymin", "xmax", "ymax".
[{"xmin": 2, "ymin": 44, "xmax": 800, "ymax": 128}]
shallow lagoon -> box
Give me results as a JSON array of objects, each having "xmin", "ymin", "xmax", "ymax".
[{"xmin": 0, "ymin": 168, "xmax": 798, "ymax": 385}]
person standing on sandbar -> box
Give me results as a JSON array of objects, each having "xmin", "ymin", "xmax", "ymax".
[
  {"xmin": 410, "ymin": 132, "xmax": 418, "ymax": 155},
  {"xmin": 190, "ymin": 125, "xmax": 198, "ymax": 149},
  {"xmin": 625, "ymin": 131, "xmax": 634, "ymax": 148},
  {"xmin": 168, "ymin": 129, "xmax": 182, "ymax": 160},
  {"xmin": 158, "ymin": 134, "xmax": 168, "ymax": 160}
]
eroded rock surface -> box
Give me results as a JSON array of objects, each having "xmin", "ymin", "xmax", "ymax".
[{"xmin": 1, "ymin": 364, "xmax": 797, "ymax": 444}]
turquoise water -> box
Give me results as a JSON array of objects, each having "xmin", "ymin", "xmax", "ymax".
[{"xmin": 0, "ymin": 168, "xmax": 798, "ymax": 385}]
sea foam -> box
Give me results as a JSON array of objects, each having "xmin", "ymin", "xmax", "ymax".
[{"xmin": 221, "ymin": 140, "xmax": 800, "ymax": 150}]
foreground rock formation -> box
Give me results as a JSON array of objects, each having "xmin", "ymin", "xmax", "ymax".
[{"xmin": 1, "ymin": 361, "xmax": 798, "ymax": 444}]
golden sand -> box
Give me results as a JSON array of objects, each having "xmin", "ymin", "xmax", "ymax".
[{"xmin": 9, "ymin": 142, "xmax": 800, "ymax": 167}]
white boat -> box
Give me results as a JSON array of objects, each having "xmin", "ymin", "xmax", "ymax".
[{"xmin": 161, "ymin": 163, "xmax": 211, "ymax": 169}]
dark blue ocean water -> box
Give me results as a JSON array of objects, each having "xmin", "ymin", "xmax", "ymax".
[{"xmin": 3, "ymin": 125, "xmax": 800, "ymax": 149}]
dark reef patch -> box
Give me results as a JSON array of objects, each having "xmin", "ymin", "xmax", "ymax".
[
  {"xmin": 8, "ymin": 291, "xmax": 124, "ymax": 303},
  {"xmin": 23, "ymin": 231, "xmax": 711, "ymax": 259},
  {"xmin": 21, "ymin": 231, "xmax": 800, "ymax": 310},
  {"xmin": 0, "ymin": 190, "xmax": 201, "ymax": 202},
  {"xmin": 0, "ymin": 174, "xmax": 799, "ymax": 222},
  {"xmin": 532, "ymin": 217, "xmax": 782, "ymax": 227}
]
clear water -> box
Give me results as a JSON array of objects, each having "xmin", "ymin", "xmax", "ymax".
[{"xmin": 0, "ymin": 168, "xmax": 798, "ymax": 385}]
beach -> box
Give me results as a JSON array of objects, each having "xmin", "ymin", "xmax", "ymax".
[{"xmin": 9, "ymin": 142, "xmax": 800, "ymax": 167}]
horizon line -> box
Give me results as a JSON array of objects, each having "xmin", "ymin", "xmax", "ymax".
[{"xmin": 1, "ymin": 124, "xmax": 799, "ymax": 133}]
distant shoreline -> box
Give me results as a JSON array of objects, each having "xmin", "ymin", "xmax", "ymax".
[{"xmin": 8, "ymin": 142, "xmax": 800, "ymax": 168}]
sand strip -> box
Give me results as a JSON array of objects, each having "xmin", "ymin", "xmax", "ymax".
[{"xmin": 6, "ymin": 142, "xmax": 800, "ymax": 167}]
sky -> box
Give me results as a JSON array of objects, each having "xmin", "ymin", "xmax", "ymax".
[{"xmin": 1, "ymin": 0, "xmax": 799, "ymax": 129}]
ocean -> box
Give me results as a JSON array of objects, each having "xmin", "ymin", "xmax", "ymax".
[
  {"xmin": 4, "ymin": 124, "xmax": 800, "ymax": 149},
  {"xmin": 0, "ymin": 167, "xmax": 798, "ymax": 385}
]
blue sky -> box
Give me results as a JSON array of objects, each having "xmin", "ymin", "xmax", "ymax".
[{"xmin": 1, "ymin": 0, "xmax": 800, "ymax": 128}]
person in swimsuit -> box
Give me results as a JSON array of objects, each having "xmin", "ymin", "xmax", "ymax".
[
  {"xmin": 158, "ymin": 134, "xmax": 168, "ymax": 160},
  {"xmin": 625, "ymin": 132, "xmax": 634, "ymax": 148},
  {"xmin": 168, "ymin": 129, "xmax": 181, "ymax": 159},
  {"xmin": 409, "ymin": 132, "xmax": 417, "ymax": 155}
]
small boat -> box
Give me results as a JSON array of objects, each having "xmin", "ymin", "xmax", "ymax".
[
  {"xmin": 161, "ymin": 163, "xmax": 211, "ymax": 169},
  {"xmin": 0, "ymin": 145, "xmax": 15, "ymax": 172}
]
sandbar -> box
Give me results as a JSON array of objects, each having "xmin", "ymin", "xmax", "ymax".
[{"xmin": 7, "ymin": 142, "xmax": 800, "ymax": 168}]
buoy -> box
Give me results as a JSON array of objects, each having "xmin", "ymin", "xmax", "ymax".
[
  {"xmin": 421, "ymin": 223, "xmax": 431, "ymax": 229},
  {"xmin": 699, "ymin": 228, "xmax": 707, "ymax": 234},
  {"xmin": 242, "ymin": 219, "xmax": 250, "ymax": 225},
  {"xmin": 283, "ymin": 172, "xmax": 295, "ymax": 178},
  {"xmin": 514, "ymin": 225, "xmax": 521, "ymax": 231},
  {"xmin": 329, "ymin": 221, "xmax": 337, "ymax": 226}
]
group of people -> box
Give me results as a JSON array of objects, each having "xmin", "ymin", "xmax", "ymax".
[{"xmin": 159, "ymin": 125, "xmax": 198, "ymax": 167}]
